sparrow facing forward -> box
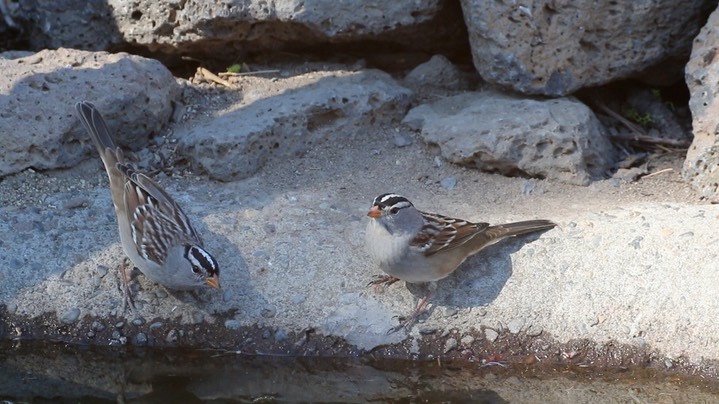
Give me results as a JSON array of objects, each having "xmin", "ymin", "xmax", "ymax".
[{"xmin": 365, "ymin": 193, "xmax": 555, "ymax": 332}]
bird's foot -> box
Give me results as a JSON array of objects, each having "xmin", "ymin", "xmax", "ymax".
[
  {"xmin": 387, "ymin": 291, "xmax": 432, "ymax": 334},
  {"xmin": 118, "ymin": 260, "xmax": 137, "ymax": 314},
  {"xmin": 367, "ymin": 274, "xmax": 401, "ymax": 288}
]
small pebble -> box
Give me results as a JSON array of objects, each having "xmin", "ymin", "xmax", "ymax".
[
  {"xmin": 521, "ymin": 179, "xmax": 545, "ymax": 195},
  {"xmin": 440, "ymin": 329, "xmax": 451, "ymax": 338},
  {"xmin": 224, "ymin": 319, "xmax": 241, "ymax": 330},
  {"xmin": 274, "ymin": 329, "xmax": 288, "ymax": 341},
  {"xmin": 165, "ymin": 329, "xmax": 178, "ymax": 343},
  {"xmin": 132, "ymin": 318, "xmax": 146, "ymax": 326},
  {"xmin": 261, "ymin": 306, "xmax": 277, "ymax": 318},
  {"xmin": 262, "ymin": 329, "xmax": 272, "ymax": 339},
  {"xmin": 608, "ymin": 178, "xmax": 621, "ymax": 188},
  {"xmin": 475, "ymin": 308, "xmax": 487, "ymax": 317},
  {"xmin": 63, "ymin": 197, "xmax": 90, "ymax": 209},
  {"xmin": 291, "ymin": 294, "xmax": 306, "ymax": 305},
  {"xmin": 96, "ymin": 265, "xmax": 109, "ymax": 278},
  {"xmin": 526, "ymin": 324, "xmax": 543, "ymax": 337},
  {"xmin": 264, "ymin": 223, "xmax": 277, "ymax": 234},
  {"xmin": 392, "ymin": 132, "xmax": 413, "ymax": 147},
  {"xmin": 632, "ymin": 337, "xmax": 647, "ymax": 348},
  {"xmin": 155, "ymin": 289, "xmax": 169, "ymax": 298},
  {"xmin": 664, "ymin": 359, "xmax": 674, "ymax": 369},
  {"xmin": 115, "ymin": 321, "xmax": 125, "ymax": 329},
  {"xmin": 135, "ymin": 332, "xmax": 148, "ymax": 346},
  {"xmin": 91, "ymin": 321, "xmax": 105, "ymax": 332},
  {"xmin": 149, "ymin": 322, "xmax": 164, "ymax": 330},
  {"xmin": 440, "ymin": 176, "xmax": 457, "ymax": 190},
  {"xmin": 443, "ymin": 338, "xmax": 458, "ymax": 353},
  {"xmin": 111, "ymin": 330, "xmax": 122, "ymax": 340},
  {"xmin": 419, "ymin": 327, "xmax": 438, "ymax": 335},
  {"xmin": 91, "ymin": 275, "xmax": 102, "ymax": 288},
  {"xmin": 434, "ymin": 156, "xmax": 443, "ymax": 168},
  {"xmin": 59, "ymin": 308, "xmax": 81, "ymax": 324},
  {"xmin": 485, "ymin": 329, "xmax": 499, "ymax": 342},
  {"xmin": 86, "ymin": 331, "xmax": 95, "ymax": 339},
  {"xmin": 460, "ymin": 335, "xmax": 475, "ymax": 346},
  {"xmin": 6, "ymin": 303, "xmax": 17, "ymax": 314},
  {"xmin": 442, "ymin": 307, "xmax": 458, "ymax": 317}
]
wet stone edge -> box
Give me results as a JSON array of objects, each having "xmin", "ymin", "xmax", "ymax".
[{"xmin": 0, "ymin": 304, "xmax": 717, "ymax": 380}]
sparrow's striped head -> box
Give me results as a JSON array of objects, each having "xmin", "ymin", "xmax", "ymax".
[
  {"xmin": 184, "ymin": 245, "xmax": 221, "ymax": 289},
  {"xmin": 368, "ymin": 193, "xmax": 414, "ymax": 218}
]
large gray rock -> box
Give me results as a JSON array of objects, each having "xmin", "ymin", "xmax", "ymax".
[
  {"xmin": 460, "ymin": 0, "xmax": 713, "ymax": 96},
  {"xmin": 180, "ymin": 69, "xmax": 412, "ymax": 181},
  {"xmin": 684, "ymin": 6, "xmax": 719, "ymax": 199},
  {"xmin": 16, "ymin": 0, "xmax": 120, "ymax": 51},
  {"xmin": 18, "ymin": 0, "xmax": 464, "ymax": 59},
  {"xmin": 402, "ymin": 91, "xmax": 613, "ymax": 185},
  {"xmin": 0, "ymin": 48, "xmax": 180, "ymax": 177}
]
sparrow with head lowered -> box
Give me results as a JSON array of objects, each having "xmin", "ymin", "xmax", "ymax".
[
  {"xmin": 365, "ymin": 193, "xmax": 555, "ymax": 332},
  {"xmin": 76, "ymin": 101, "xmax": 220, "ymax": 310}
]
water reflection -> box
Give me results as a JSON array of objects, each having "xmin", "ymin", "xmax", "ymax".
[{"xmin": 0, "ymin": 340, "xmax": 716, "ymax": 403}]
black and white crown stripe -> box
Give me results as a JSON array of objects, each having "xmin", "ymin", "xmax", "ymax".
[
  {"xmin": 373, "ymin": 193, "xmax": 414, "ymax": 210},
  {"xmin": 185, "ymin": 245, "xmax": 220, "ymax": 275}
]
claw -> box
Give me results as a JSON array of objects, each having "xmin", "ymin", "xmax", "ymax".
[
  {"xmin": 386, "ymin": 288, "xmax": 433, "ymax": 334},
  {"xmin": 367, "ymin": 275, "xmax": 401, "ymax": 288}
]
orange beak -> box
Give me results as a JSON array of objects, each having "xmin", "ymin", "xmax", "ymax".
[
  {"xmin": 367, "ymin": 205, "xmax": 382, "ymax": 219},
  {"xmin": 206, "ymin": 274, "xmax": 221, "ymax": 289}
]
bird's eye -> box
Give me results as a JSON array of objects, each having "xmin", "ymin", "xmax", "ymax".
[
  {"xmin": 191, "ymin": 265, "xmax": 201, "ymax": 274},
  {"xmin": 389, "ymin": 207, "xmax": 399, "ymax": 215}
]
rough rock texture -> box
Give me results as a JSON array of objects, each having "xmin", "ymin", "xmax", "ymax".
[
  {"xmin": 460, "ymin": 0, "xmax": 714, "ymax": 96},
  {"xmin": 684, "ymin": 6, "xmax": 719, "ymax": 199},
  {"xmin": 179, "ymin": 69, "xmax": 412, "ymax": 181},
  {"xmin": 17, "ymin": 0, "xmax": 466, "ymax": 60},
  {"xmin": 402, "ymin": 91, "xmax": 614, "ymax": 185},
  {"xmin": 16, "ymin": 0, "xmax": 120, "ymax": 51},
  {"xmin": 0, "ymin": 48, "xmax": 180, "ymax": 177},
  {"xmin": 403, "ymin": 54, "xmax": 469, "ymax": 91}
]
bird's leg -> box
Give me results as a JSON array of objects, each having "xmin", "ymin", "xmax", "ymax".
[
  {"xmin": 388, "ymin": 282, "xmax": 436, "ymax": 334},
  {"xmin": 118, "ymin": 259, "xmax": 137, "ymax": 313},
  {"xmin": 367, "ymin": 274, "xmax": 401, "ymax": 288}
]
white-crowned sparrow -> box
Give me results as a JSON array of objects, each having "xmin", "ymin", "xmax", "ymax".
[
  {"xmin": 365, "ymin": 193, "xmax": 555, "ymax": 331},
  {"xmin": 76, "ymin": 101, "xmax": 220, "ymax": 307}
]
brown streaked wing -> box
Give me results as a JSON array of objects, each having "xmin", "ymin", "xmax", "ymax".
[
  {"xmin": 130, "ymin": 202, "xmax": 190, "ymax": 265},
  {"xmin": 118, "ymin": 163, "xmax": 202, "ymax": 246},
  {"xmin": 414, "ymin": 211, "xmax": 491, "ymax": 256}
]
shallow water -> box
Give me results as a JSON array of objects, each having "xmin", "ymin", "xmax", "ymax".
[{"xmin": 1, "ymin": 340, "xmax": 718, "ymax": 403}]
